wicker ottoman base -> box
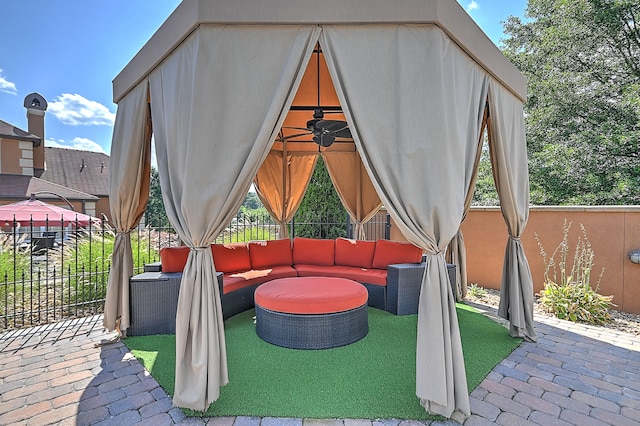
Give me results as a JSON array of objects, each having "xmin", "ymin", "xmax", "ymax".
[{"xmin": 255, "ymin": 304, "xmax": 368, "ymax": 349}]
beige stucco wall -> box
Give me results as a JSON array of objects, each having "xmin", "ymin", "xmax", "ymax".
[{"xmin": 461, "ymin": 207, "xmax": 640, "ymax": 315}]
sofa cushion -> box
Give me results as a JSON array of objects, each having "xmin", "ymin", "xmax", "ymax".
[
  {"xmin": 159, "ymin": 246, "xmax": 190, "ymax": 273},
  {"xmin": 294, "ymin": 264, "xmax": 387, "ymax": 286},
  {"xmin": 333, "ymin": 265, "xmax": 388, "ymax": 286},
  {"xmin": 372, "ymin": 239, "xmax": 423, "ymax": 269},
  {"xmin": 248, "ymin": 239, "xmax": 293, "ymax": 269},
  {"xmin": 211, "ymin": 242, "xmax": 251, "ymax": 273},
  {"xmin": 222, "ymin": 265, "xmax": 297, "ymax": 294},
  {"xmin": 293, "ymin": 237, "xmax": 335, "ymax": 266},
  {"xmin": 335, "ymin": 237, "xmax": 376, "ymax": 269}
]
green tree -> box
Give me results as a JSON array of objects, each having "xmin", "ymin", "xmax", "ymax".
[
  {"xmin": 502, "ymin": 0, "xmax": 640, "ymax": 205},
  {"xmin": 145, "ymin": 167, "xmax": 170, "ymax": 228},
  {"xmin": 472, "ymin": 140, "xmax": 500, "ymax": 206},
  {"xmin": 294, "ymin": 156, "xmax": 347, "ymax": 238},
  {"xmin": 243, "ymin": 192, "xmax": 262, "ymax": 210}
]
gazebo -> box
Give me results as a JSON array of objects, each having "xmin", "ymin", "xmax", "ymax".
[{"xmin": 104, "ymin": 0, "xmax": 536, "ymax": 420}]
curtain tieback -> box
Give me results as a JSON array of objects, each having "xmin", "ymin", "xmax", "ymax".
[{"xmin": 509, "ymin": 235, "xmax": 522, "ymax": 241}]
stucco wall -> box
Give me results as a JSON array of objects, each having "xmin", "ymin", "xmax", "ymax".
[{"xmin": 461, "ymin": 207, "xmax": 640, "ymax": 314}]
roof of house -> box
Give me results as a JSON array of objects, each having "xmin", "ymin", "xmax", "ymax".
[
  {"xmin": 0, "ymin": 174, "xmax": 98, "ymax": 201},
  {"xmin": 0, "ymin": 119, "xmax": 41, "ymax": 145},
  {"xmin": 40, "ymin": 147, "xmax": 110, "ymax": 197}
]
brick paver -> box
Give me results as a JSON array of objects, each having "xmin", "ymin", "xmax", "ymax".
[{"xmin": 0, "ymin": 305, "xmax": 638, "ymax": 426}]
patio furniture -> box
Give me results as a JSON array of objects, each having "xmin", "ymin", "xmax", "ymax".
[
  {"xmin": 157, "ymin": 237, "xmax": 431, "ymax": 318},
  {"xmin": 128, "ymin": 270, "xmax": 222, "ymax": 336},
  {"xmin": 128, "ymin": 237, "xmax": 457, "ymax": 336},
  {"xmin": 254, "ymin": 276, "xmax": 369, "ymax": 349}
]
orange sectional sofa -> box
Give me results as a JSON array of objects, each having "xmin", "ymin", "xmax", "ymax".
[{"xmin": 128, "ymin": 237, "xmax": 455, "ymax": 336}]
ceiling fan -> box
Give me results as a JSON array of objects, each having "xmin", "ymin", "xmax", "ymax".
[
  {"xmin": 278, "ymin": 44, "xmax": 352, "ymax": 148},
  {"xmin": 281, "ymin": 107, "xmax": 352, "ymax": 147}
]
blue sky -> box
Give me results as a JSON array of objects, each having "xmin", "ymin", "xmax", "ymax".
[{"xmin": 0, "ymin": 0, "xmax": 527, "ymax": 155}]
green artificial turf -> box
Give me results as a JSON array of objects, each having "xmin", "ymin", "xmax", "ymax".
[{"xmin": 124, "ymin": 304, "xmax": 520, "ymax": 419}]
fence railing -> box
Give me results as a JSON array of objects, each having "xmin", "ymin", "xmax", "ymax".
[{"xmin": 1, "ymin": 211, "xmax": 390, "ymax": 332}]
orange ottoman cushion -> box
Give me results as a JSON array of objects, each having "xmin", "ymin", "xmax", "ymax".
[{"xmin": 254, "ymin": 277, "xmax": 368, "ymax": 314}]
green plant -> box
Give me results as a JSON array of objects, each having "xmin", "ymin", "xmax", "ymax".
[
  {"xmin": 467, "ymin": 283, "xmax": 488, "ymax": 299},
  {"xmin": 535, "ymin": 220, "xmax": 614, "ymax": 325}
]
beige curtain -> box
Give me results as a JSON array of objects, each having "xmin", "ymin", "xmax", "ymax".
[
  {"xmin": 254, "ymin": 150, "xmax": 318, "ymax": 238},
  {"xmin": 446, "ymin": 106, "xmax": 489, "ymax": 300},
  {"xmin": 149, "ymin": 24, "xmax": 321, "ymax": 410},
  {"xmin": 487, "ymin": 80, "xmax": 537, "ymax": 342},
  {"xmin": 104, "ymin": 81, "xmax": 151, "ymax": 335},
  {"xmin": 322, "ymin": 24, "xmax": 489, "ymax": 419},
  {"xmin": 323, "ymin": 151, "xmax": 382, "ymax": 239}
]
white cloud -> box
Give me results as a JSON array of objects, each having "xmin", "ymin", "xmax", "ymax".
[
  {"xmin": 465, "ymin": 1, "xmax": 478, "ymax": 12},
  {"xmin": 48, "ymin": 93, "xmax": 115, "ymax": 126},
  {"xmin": 0, "ymin": 69, "xmax": 17, "ymax": 95},
  {"xmin": 46, "ymin": 137, "xmax": 107, "ymax": 154}
]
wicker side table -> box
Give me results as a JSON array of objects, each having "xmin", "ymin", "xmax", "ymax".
[
  {"xmin": 128, "ymin": 271, "xmax": 222, "ymax": 336},
  {"xmin": 386, "ymin": 263, "xmax": 457, "ymax": 315}
]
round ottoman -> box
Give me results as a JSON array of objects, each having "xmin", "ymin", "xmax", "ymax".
[{"xmin": 254, "ymin": 276, "xmax": 369, "ymax": 349}]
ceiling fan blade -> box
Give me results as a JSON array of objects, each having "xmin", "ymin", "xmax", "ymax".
[
  {"xmin": 282, "ymin": 126, "xmax": 311, "ymax": 132},
  {"xmin": 332, "ymin": 127, "xmax": 352, "ymax": 139},
  {"xmin": 278, "ymin": 132, "xmax": 312, "ymax": 141},
  {"xmin": 313, "ymin": 133, "xmax": 335, "ymax": 147},
  {"xmin": 315, "ymin": 120, "xmax": 351, "ymax": 139}
]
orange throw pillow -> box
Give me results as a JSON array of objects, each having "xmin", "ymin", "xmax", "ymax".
[
  {"xmin": 335, "ymin": 237, "xmax": 376, "ymax": 269},
  {"xmin": 372, "ymin": 239, "xmax": 423, "ymax": 269},
  {"xmin": 248, "ymin": 239, "xmax": 293, "ymax": 269},
  {"xmin": 211, "ymin": 242, "xmax": 251, "ymax": 273},
  {"xmin": 292, "ymin": 237, "xmax": 335, "ymax": 266},
  {"xmin": 160, "ymin": 246, "xmax": 190, "ymax": 273}
]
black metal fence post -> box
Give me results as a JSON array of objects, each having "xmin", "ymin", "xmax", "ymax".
[{"xmin": 385, "ymin": 214, "xmax": 391, "ymax": 240}]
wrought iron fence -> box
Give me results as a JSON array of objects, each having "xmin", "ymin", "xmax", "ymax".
[{"xmin": 0, "ymin": 211, "xmax": 390, "ymax": 332}]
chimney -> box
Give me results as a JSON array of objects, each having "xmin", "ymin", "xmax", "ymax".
[{"xmin": 23, "ymin": 93, "xmax": 47, "ymax": 177}]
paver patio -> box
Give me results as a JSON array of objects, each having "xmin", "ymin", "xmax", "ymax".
[{"xmin": 0, "ymin": 303, "xmax": 638, "ymax": 425}]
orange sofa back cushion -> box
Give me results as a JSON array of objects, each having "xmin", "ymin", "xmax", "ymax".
[
  {"xmin": 372, "ymin": 239, "xmax": 423, "ymax": 269},
  {"xmin": 160, "ymin": 246, "xmax": 191, "ymax": 273},
  {"xmin": 248, "ymin": 239, "xmax": 293, "ymax": 269},
  {"xmin": 292, "ymin": 237, "xmax": 335, "ymax": 266},
  {"xmin": 211, "ymin": 242, "xmax": 251, "ymax": 273},
  {"xmin": 335, "ymin": 237, "xmax": 376, "ymax": 269}
]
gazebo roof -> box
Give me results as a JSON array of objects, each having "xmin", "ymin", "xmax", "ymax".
[{"xmin": 113, "ymin": 0, "xmax": 526, "ymax": 103}]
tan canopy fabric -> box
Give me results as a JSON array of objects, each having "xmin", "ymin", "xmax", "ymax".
[
  {"xmin": 103, "ymin": 81, "xmax": 151, "ymax": 335},
  {"xmin": 323, "ymin": 151, "xmax": 382, "ymax": 240},
  {"xmin": 148, "ymin": 24, "xmax": 321, "ymax": 410},
  {"xmin": 446, "ymin": 107, "xmax": 488, "ymax": 300},
  {"xmin": 321, "ymin": 24, "xmax": 490, "ymax": 418},
  {"xmin": 254, "ymin": 150, "xmax": 318, "ymax": 238},
  {"xmin": 109, "ymin": 15, "xmax": 533, "ymax": 421},
  {"xmin": 487, "ymin": 80, "xmax": 537, "ymax": 342}
]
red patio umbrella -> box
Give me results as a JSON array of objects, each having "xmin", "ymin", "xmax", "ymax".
[{"xmin": 0, "ymin": 199, "xmax": 99, "ymax": 227}]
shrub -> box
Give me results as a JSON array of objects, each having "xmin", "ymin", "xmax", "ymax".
[
  {"xmin": 467, "ymin": 283, "xmax": 488, "ymax": 299},
  {"xmin": 536, "ymin": 220, "xmax": 614, "ymax": 325}
]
